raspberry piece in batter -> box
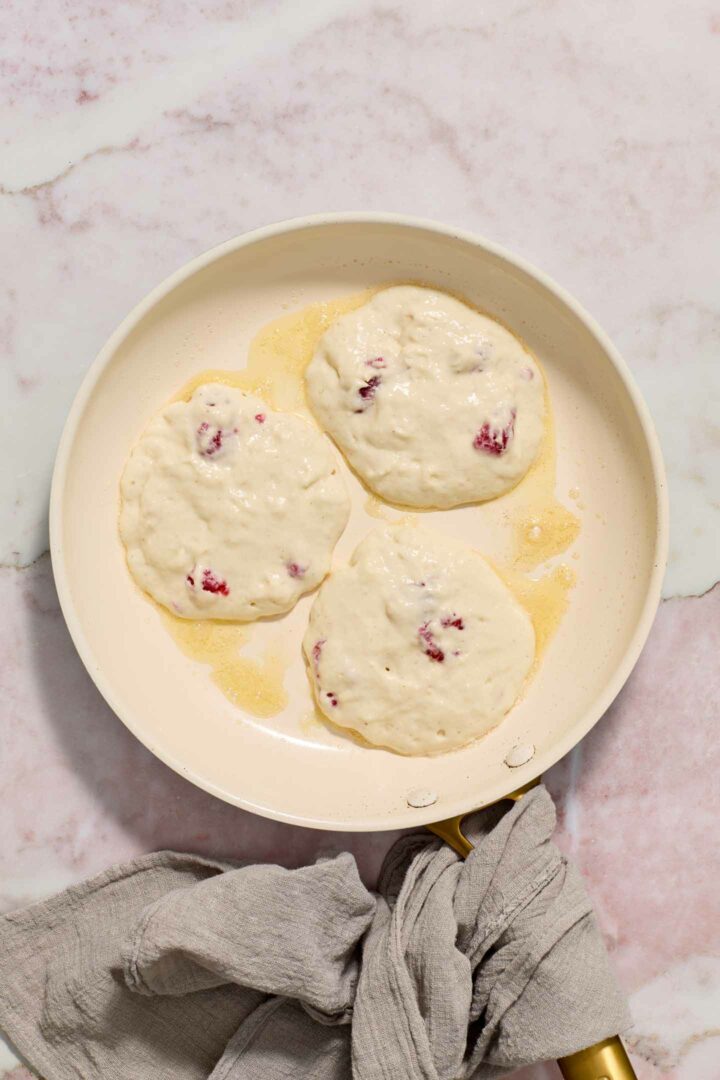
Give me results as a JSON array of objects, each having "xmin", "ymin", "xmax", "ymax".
[{"xmin": 473, "ymin": 409, "xmax": 516, "ymax": 456}]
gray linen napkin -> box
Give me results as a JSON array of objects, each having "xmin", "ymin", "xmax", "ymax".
[{"xmin": 0, "ymin": 786, "xmax": 629, "ymax": 1079}]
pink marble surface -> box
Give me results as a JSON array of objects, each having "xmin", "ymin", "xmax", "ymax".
[{"xmin": 2, "ymin": 2, "xmax": 719, "ymax": 1077}]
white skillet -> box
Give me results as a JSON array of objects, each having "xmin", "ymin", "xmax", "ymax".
[{"xmin": 50, "ymin": 214, "xmax": 668, "ymax": 832}]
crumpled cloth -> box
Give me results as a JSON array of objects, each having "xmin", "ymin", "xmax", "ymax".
[{"xmin": 0, "ymin": 786, "xmax": 629, "ymax": 1079}]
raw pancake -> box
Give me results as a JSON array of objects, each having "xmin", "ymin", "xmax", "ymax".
[
  {"xmin": 305, "ymin": 285, "xmax": 545, "ymax": 508},
  {"xmin": 120, "ymin": 383, "xmax": 350, "ymax": 620},
  {"xmin": 303, "ymin": 525, "xmax": 535, "ymax": 754}
]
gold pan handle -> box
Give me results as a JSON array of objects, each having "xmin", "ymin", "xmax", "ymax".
[{"xmin": 427, "ymin": 782, "xmax": 637, "ymax": 1080}]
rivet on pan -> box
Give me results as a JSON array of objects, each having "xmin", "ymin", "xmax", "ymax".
[
  {"xmin": 406, "ymin": 788, "xmax": 438, "ymax": 809},
  {"xmin": 504, "ymin": 743, "xmax": 535, "ymax": 768}
]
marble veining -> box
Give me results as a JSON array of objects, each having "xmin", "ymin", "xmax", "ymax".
[{"xmin": 1, "ymin": 2, "xmax": 719, "ymax": 1077}]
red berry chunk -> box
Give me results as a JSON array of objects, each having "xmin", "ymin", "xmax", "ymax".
[
  {"xmin": 196, "ymin": 421, "xmax": 224, "ymax": 457},
  {"xmin": 359, "ymin": 375, "xmax": 381, "ymax": 400},
  {"xmin": 473, "ymin": 408, "xmax": 516, "ymax": 456},
  {"xmin": 255, "ymin": 413, "xmax": 266, "ymax": 423},
  {"xmin": 354, "ymin": 374, "xmax": 382, "ymax": 413},
  {"xmin": 441, "ymin": 614, "xmax": 464, "ymax": 630},
  {"xmin": 287, "ymin": 561, "xmax": 306, "ymax": 579},
  {"xmin": 418, "ymin": 622, "xmax": 445, "ymax": 663},
  {"xmin": 186, "ymin": 574, "xmax": 195, "ymax": 587},
  {"xmin": 200, "ymin": 569, "xmax": 229, "ymax": 596},
  {"xmin": 365, "ymin": 357, "xmax": 386, "ymax": 369},
  {"xmin": 311, "ymin": 641, "xmax": 337, "ymax": 707},
  {"xmin": 312, "ymin": 639, "xmax": 325, "ymax": 675}
]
